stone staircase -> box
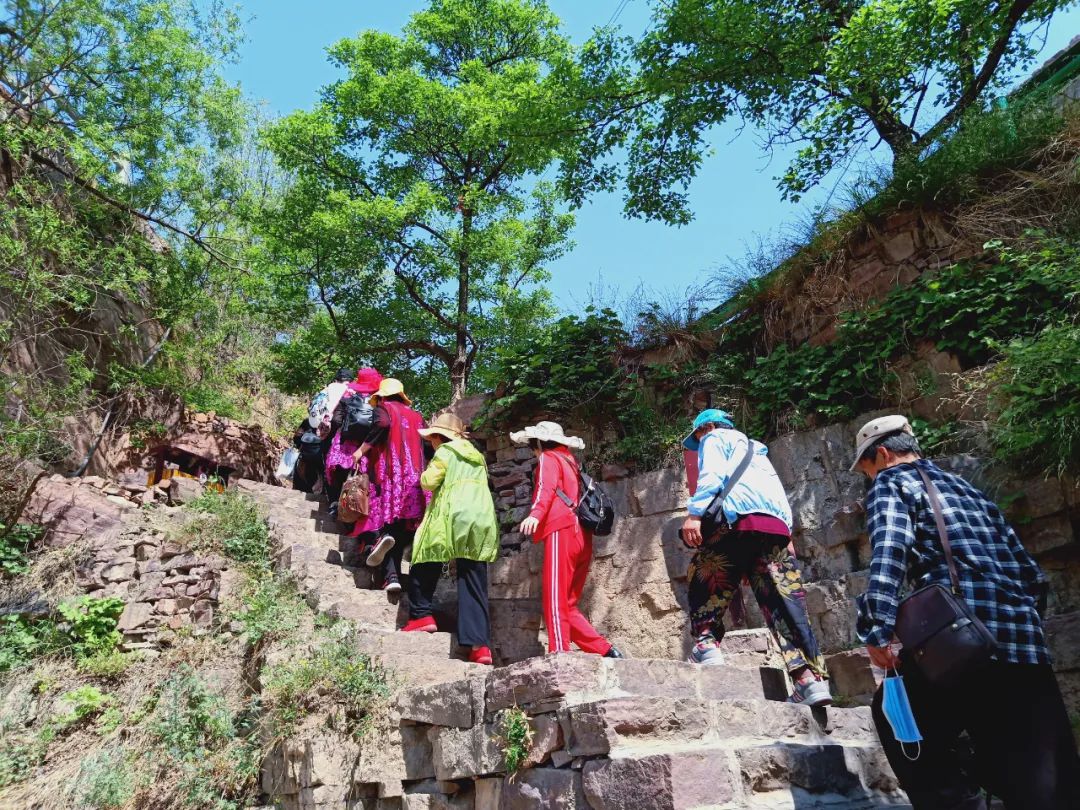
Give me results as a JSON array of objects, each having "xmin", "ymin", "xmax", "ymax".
[{"xmin": 233, "ymin": 480, "xmax": 908, "ymax": 809}]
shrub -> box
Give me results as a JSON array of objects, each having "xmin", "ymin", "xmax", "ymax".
[
  {"xmin": 73, "ymin": 747, "xmax": 134, "ymax": 809},
  {"xmin": 150, "ymin": 667, "xmax": 234, "ymax": 762},
  {"xmin": 184, "ymin": 490, "xmax": 270, "ymax": 564},
  {"xmin": 989, "ymin": 324, "xmax": 1080, "ymax": 476},
  {"xmin": 229, "ymin": 573, "xmax": 305, "ymax": 647},
  {"xmin": 58, "ymin": 596, "xmax": 125, "ymax": 658},
  {"xmin": 56, "ymin": 685, "xmax": 113, "ymax": 726},
  {"xmin": 0, "ymin": 523, "xmax": 41, "ymax": 577},
  {"xmin": 0, "ymin": 614, "xmax": 63, "ymax": 672},
  {"xmin": 262, "ymin": 624, "xmax": 391, "ymax": 740},
  {"xmin": 77, "ymin": 649, "xmax": 138, "ymax": 679}
]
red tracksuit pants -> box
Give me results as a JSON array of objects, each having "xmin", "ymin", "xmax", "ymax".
[{"xmin": 541, "ymin": 523, "xmax": 611, "ymax": 655}]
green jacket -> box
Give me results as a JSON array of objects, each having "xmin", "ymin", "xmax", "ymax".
[{"xmin": 412, "ymin": 438, "xmax": 499, "ymax": 564}]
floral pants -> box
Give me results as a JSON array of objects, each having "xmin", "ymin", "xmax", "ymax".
[{"xmin": 687, "ymin": 529, "xmax": 828, "ymax": 678}]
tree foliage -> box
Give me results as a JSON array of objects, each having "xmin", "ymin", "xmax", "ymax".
[
  {"xmin": 258, "ymin": 0, "xmax": 587, "ymax": 403},
  {"xmin": 564, "ymin": 0, "xmax": 1073, "ymax": 219},
  {"xmin": 0, "ymin": 0, "xmax": 285, "ymax": 478}
]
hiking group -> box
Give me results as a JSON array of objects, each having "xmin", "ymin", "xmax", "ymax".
[{"xmin": 287, "ymin": 368, "xmax": 1078, "ymax": 810}]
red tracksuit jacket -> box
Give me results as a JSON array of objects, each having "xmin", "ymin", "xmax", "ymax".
[{"xmin": 528, "ymin": 447, "xmax": 580, "ymax": 540}]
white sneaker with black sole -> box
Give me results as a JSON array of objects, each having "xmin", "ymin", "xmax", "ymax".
[
  {"xmin": 688, "ymin": 646, "xmax": 726, "ymax": 666},
  {"xmin": 366, "ymin": 534, "xmax": 395, "ymax": 567},
  {"xmin": 788, "ymin": 678, "xmax": 832, "ymax": 707}
]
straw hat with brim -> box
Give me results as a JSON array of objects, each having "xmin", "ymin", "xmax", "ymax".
[
  {"xmin": 419, "ymin": 413, "xmax": 468, "ymax": 441},
  {"xmin": 849, "ymin": 414, "xmax": 914, "ymax": 471},
  {"xmin": 370, "ymin": 377, "xmax": 412, "ymax": 406},
  {"xmin": 509, "ymin": 421, "xmax": 585, "ymax": 450}
]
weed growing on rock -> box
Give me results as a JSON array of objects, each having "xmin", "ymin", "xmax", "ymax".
[
  {"xmin": 56, "ymin": 685, "xmax": 114, "ymax": 727},
  {"xmin": 0, "ymin": 523, "xmax": 40, "ymax": 576},
  {"xmin": 150, "ymin": 666, "xmax": 235, "ymax": 760},
  {"xmin": 229, "ymin": 573, "xmax": 305, "ymax": 647},
  {"xmin": 262, "ymin": 623, "xmax": 391, "ymax": 740},
  {"xmin": 989, "ymin": 324, "xmax": 1080, "ymax": 476},
  {"xmin": 72, "ymin": 746, "xmax": 134, "ymax": 809},
  {"xmin": 76, "ymin": 649, "xmax": 138, "ymax": 680},
  {"xmin": 496, "ymin": 706, "xmax": 534, "ymax": 772},
  {"xmin": 184, "ymin": 490, "xmax": 270, "ymax": 565},
  {"xmin": 57, "ymin": 597, "xmax": 125, "ymax": 658}
]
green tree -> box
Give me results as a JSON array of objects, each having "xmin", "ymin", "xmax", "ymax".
[
  {"xmin": 259, "ymin": 0, "xmax": 581, "ymax": 403},
  {"xmin": 566, "ymin": 0, "xmax": 1073, "ymax": 218},
  {"xmin": 0, "ymin": 0, "xmax": 271, "ymax": 486}
]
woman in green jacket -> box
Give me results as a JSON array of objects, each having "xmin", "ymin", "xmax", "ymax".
[{"xmin": 402, "ymin": 412, "xmax": 499, "ymax": 665}]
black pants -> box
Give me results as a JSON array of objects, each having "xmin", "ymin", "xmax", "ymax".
[
  {"xmin": 373, "ymin": 520, "xmax": 411, "ymax": 586},
  {"xmin": 406, "ymin": 558, "xmax": 490, "ymax": 648},
  {"xmin": 872, "ymin": 660, "xmax": 1080, "ymax": 809},
  {"xmin": 325, "ymin": 466, "xmax": 349, "ymax": 506}
]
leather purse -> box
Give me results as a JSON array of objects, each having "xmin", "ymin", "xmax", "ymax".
[
  {"xmin": 893, "ymin": 468, "xmax": 998, "ymax": 686},
  {"xmin": 338, "ymin": 472, "xmax": 371, "ymax": 523}
]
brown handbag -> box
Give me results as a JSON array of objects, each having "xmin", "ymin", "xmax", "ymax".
[
  {"xmin": 893, "ymin": 468, "xmax": 998, "ymax": 686},
  {"xmin": 338, "ymin": 472, "xmax": 371, "ymax": 523}
]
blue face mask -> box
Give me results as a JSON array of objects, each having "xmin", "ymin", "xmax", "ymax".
[{"xmin": 882, "ymin": 672, "xmax": 923, "ymax": 759}]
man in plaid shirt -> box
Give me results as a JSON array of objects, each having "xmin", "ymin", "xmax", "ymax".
[{"xmin": 851, "ymin": 415, "xmax": 1078, "ymax": 810}]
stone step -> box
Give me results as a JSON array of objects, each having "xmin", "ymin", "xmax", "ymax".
[
  {"xmin": 318, "ymin": 587, "xmax": 404, "ymax": 629},
  {"xmin": 720, "ymin": 628, "xmax": 786, "ymax": 671},
  {"xmin": 483, "ymin": 654, "xmax": 789, "ymax": 717},
  {"xmin": 560, "ymin": 695, "xmax": 878, "ymax": 758},
  {"xmin": 353, "ymin": 627, "xmax": 472, "ymax": 661},
  {"xmin": 581, "ymin": 740, "xmax": 906, "ymax": 810}
]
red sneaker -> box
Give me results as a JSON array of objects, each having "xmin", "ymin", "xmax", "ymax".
[
  {"xmin": 401, "ymin": 617, "xmax": 437, "ymax": 633},
  {"xmin": 468, "ymin": 646, "xmax": 493, "ymax": 665}
]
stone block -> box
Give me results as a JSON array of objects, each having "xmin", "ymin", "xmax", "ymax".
[
  {"xmin": 1045, "ymin": 612, "xmax": 1080, "ymax": 672},
  {"xmin": 825, "ymin": 649, "xmax": 878, "ymax": 703},
  {"xmin": 401, "ymin": 793, "xmax": 470, "ymax": 810},
  {"xmin": 610, "ymin": 658, "xmax": 787, "ymax": 702},
  {"xmin": 738, "ymin": 742, "xmax": 900, "ymax": 800},
  {"xmin": 562, "ymin": 697, "xmax": 711, "ymax": 756},
  {"xmin": 117, "ymin": 601, "xmax": 153, "ymax": 632},
  {"xmin": 428, "ymin": 723, "xmax": 503, "ymax": 780},
  {"xmin": 102, "ymin": 560, "xmax": 136, "ymax": 582},
  {"xmin": 401, "ymin": 726, "xmax": 435, "ymax": 781},
  {"xmin": 524, "ymin": 712, "xmax": 563, "ymax": 767},
  {"xmin": 169, "ymin": 476, "xmax": 204, "ymax": 505},
  {"xmin": 501, "ymin": 768, "xmax": 587, "ymax": 809},
  {"xmin": 485, "ymin": 654, "xmax": 609, "ymax": 715},
  {"xmin": 628, "ymin": 468, "xmax": 688, "ymax": 517},
  {"xmin": 397, "ymin": 676, "xmax": 485, "ymax": 728},
  {"xmin": 582, "ymin": 748, "xmax": 739, "ymax": 810},
  {"xmin": 1017, "ymin": 515, "xmax": 1074, "ymax": 556}
]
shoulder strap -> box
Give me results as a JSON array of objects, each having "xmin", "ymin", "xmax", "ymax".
[
  {"xmin": 552, "ymin": 453, "xmax": 580, "ymax": 508},
  {"xmin": 703, "ymin": 439, "xmax": 755, "ymax": 518},
  {"xmin": 915, "ymin": 466, "xmax": 961, "ymax": 594}
]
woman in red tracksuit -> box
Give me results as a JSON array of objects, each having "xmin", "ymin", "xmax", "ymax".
[{"xmin": 511, "ymin": 421, "xmax": 622, "ymax": 658}]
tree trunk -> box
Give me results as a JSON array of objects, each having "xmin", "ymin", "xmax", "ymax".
[{"xmin": 449, "ymin": 210, "xmax": 472, "ymax": 403}]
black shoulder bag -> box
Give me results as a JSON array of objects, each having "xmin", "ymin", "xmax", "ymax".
[
  {"xmin": 893, "ymin": 468, "xmax": 998, "ymax": 686},
  {"xmin": 553, "ymin": 456, "xmax": 616, "ymax": 536}
]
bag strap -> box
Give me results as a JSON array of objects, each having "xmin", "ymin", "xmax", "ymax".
[
  {"xmin": 702, "ymin": 440, "xmax": 756, "ymax": 519},
  {"xmin": 915, "ymin": 466, "xmax": 961, "ymax": 595},
  {"xmin": 552, "ymin": 454, "xmax": 582, "ymax": 509}
]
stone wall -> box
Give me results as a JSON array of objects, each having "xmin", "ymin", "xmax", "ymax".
[
  {"xmin": 476, "ymin": 414, "xmax": 1080, "ymax": 710},
  {"xmin": 17, "ymin": 474, "xmax": 232, "ymax": 650}
]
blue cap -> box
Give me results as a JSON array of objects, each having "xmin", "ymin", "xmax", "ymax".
[{"xmin": 682, "ymin": 409, "xmax": 735, "ymax": 451}]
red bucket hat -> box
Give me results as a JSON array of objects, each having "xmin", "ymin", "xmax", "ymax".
[{"xmin": 354, "ymin": 367, "xmax": 384, "ymax": 393}]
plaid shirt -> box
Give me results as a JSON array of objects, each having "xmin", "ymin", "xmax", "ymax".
[{"xmin": 855, "ymin": 460, "xmax": 1051, "ymax": 665}]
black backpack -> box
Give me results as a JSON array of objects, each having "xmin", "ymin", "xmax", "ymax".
[
  {"xmin": 298, "ymin": 431, "xmax": 324, "ymax": 459},
  {"xmin": 554, "ymin": 458, "xmax": 616, "ymax": 537},
  {"xmin": 340, "ymin": 394, "xmax": 374, "ymax": 442}
]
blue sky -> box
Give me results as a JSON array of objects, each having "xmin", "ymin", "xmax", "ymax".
[{"xmin": 225, "ymin": 1, "xmax": 1080, "ymax": 315}]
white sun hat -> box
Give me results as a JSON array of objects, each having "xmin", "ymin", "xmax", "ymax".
[
  {"xmin": 850, "ymin": 414, "xmax": 914, "ymax": 471},
  {"xmin": 509, "ymin": 420, "xmax": 585, "ymax": 450}
]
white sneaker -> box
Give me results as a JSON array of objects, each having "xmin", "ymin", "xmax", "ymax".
[
  {"xmin": 366, "ymin": 534, "xmax": 395, "ymax": 567},
  {"xmin": 788, "ymin": 678, "xmax": 832, "ymax": 707},
  {"xmin": 688, "ymin": 646, "xmax": 726, "ymax": 666}
]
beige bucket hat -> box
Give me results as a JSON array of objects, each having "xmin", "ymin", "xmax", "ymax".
[
  {"xmin": 850, "ymin": 414, "xmax": 914, "ymax": 471},
  {"xmin": 370, "ymin": 377, "xmax": 412, "ymax": 406},
  {"xmin": 418, "ymin": 413, "xmax": 468, "ymax": 442},
  {"xmin": 509, "ymin": 420, "xmax": 585, "ymax": 450}
]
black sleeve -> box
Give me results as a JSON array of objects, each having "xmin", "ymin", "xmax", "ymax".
[
  {"xmin": 365, "ymin": 405, "xmax": 391, "ymax": 447},
  {"xmin": 293, "ymin": 420, "xmax": 308, "ymax": 449}
]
